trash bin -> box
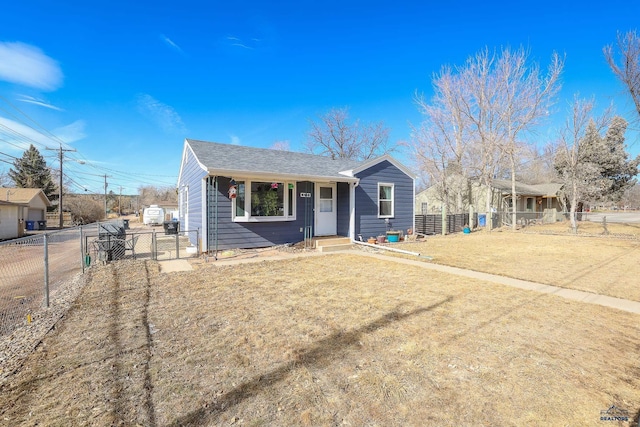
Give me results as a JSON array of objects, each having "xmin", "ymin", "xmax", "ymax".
[
  {"xmin": 37, "ymin": 220, "xmax": 47, "ymax": 230},
  {"xmin": 478, "ymin": 214, "xmax": 486, "ymax": 227},
  {"xmin": 26, "ymin": 221, "xmax": 35, "ymax": 231},
  {"xmin": 122, "ymin": 219, "xmax": 130, "ymax": 230},
  {"xmin": 163, "ymin": 220, "xmax": 179, "ymax": 235}
]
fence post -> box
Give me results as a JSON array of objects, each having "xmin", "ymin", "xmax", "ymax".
[
  {"xmin": 80, "ymin": 226, "xmax": 85, "ymax": 274},
  {"xmin": 152, "ymin": 229, "xmax": 157, "ymax": 261},
  {"xmin": 43, "ymin": 234, "xmax": 50, "ymax": 308},
  {"xmin": 175, "ymin": 233, "xmax": 180, "ymax": 259},
  {"xmin": 441, "ymin": 205, "xmax": 447, "ymax": 236}
]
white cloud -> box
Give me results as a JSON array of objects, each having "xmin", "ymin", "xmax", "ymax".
[
  {"xmin": 17, "ymin": 95, "xmax": 63, "ymax": 111},
  {"xmin": 226, "ymin": 35, "xmax": 259, "ymax": 50},
  {"xmin": 136, "ymin": 94, "xmax": 186, "ymax": 134},
  {"xmin": 160, "ymin": 34, "xmax": 186, "ymax": 55},
  {"xmin": 0, "ymin": 42, "xmax": 63, "ymax": 91},
  {"xmin": 0, "ymin": 116, "xmax": 86, "ymax": 156},
  {"xmin": 229, "ymin": 135, "xmax": 241, "ymax": 145},
  {"xmin": 53, "ymin": 120, "xmax": 86, "ymax": 144}
]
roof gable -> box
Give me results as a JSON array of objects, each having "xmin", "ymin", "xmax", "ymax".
[{"xmin": 0, "ymin": 188, "xmax": 51, "ymax": 206}]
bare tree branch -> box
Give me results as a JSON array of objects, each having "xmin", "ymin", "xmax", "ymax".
[
  {"xmin": 305, "ymin": 107, "xmax": 393, "ymax": 160},
  {"xmin": 604, "ymin": 30, "xmax": 640, "ymax": 118}
]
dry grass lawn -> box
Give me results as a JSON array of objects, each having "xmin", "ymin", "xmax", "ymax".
[
  {"xmin": 400, "ymin": 222, "xmax": 640, "ymax": 302},
  {"xmin": 0, "ymin": 254, "xmax": 638, "ymax": 426}
]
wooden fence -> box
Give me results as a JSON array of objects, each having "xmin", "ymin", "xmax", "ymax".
[{"xmin": 414, "ymin": 213, "xmax": 477, "ymax": 235}]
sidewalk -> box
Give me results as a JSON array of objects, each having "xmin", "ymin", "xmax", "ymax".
[
  {"xmin": 346, "ymin": 250, "xmax": 640, "ymax": 315},
  {"xmin": 159, "ymin": 248, "xmax": 640, "ymax": 315}
]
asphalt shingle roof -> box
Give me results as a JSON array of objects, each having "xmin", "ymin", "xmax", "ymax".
[
  {"xmin": 491, "ymin": 179, "xmax": 562, "ymax": 196},
  {"xmin": 0, "ymin": 188, "xmax": 51, "ymax": 205},
  {"xmin": 186, "ymin": 139, "xmax": 364, "ymax": 180}
]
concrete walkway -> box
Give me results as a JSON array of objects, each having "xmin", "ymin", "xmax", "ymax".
[
  {"xmin": 344, "ymin": 250, "xmax": 640, "ymax": 315},
  {"xmin": 158, "ymin": 249, "xmax": 640, "ymax": 315},
  {"xmin": 158, "ymin": 259, "xmax": 193, "ymax": 273}
]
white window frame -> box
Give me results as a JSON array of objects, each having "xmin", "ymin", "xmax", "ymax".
[
  {"xmin": 180, "ymin": 186, "xmax": 188, "ymax": 217},
  {"xmin": 232, "ymin": 179, "xmax": 297, "ymax": 222},
  {"xmin": 378, "ymin": 182, "xmax": 394, "ymax": 218}
]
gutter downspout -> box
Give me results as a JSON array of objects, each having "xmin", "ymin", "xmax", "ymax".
[
  {"xmin": 350, "ymin": 239, "xmax": 432, "ymax": 259},
  {"xmin": 214, "ymin": 176, "xmax": 218, "ymax": 260},
  {"xmin": 349, "ymin": 179, "xmax": 360, "ymax": 241}
]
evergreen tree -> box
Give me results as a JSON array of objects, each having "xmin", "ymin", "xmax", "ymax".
[
  {"xmin": 8, "ymin": 145, "xmax": 56, "ymax": 199},
  {"xmin": 597, "ymin": 116, "xmax": 640, "ymax": 201}
]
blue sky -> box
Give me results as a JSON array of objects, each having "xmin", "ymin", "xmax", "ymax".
[{"xmin": 0, "ymin": 0, "xmax": 639, "ymax": 195}]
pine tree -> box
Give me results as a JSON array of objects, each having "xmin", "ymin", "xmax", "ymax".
[
  {"xmin": 8, "ymin": 145, "xmax": 56, "ymax": 199},
  {"xmin": 598, "ymin": 116, "xmax": 640, "ymax": 200}
]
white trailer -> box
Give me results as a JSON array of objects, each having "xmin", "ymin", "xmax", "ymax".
[{"xmin": 143, "ymin": 205, "xmax": 165, "ymax": 226}]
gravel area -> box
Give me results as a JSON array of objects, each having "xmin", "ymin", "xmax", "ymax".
[{"xmin": 0, "ymin": 271, "xmax": 89, "ymax": 384}]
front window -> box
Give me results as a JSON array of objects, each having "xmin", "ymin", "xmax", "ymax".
[
  {"xmin": 251, "ymin": 181, "xmax": 284, "ymax": 217},
  {"xmin": 526, "ymin": 197, "xmax": 534, "ymax": 211},
  {"xmin": 378, "ymin": 183, "xmax": 394, "ymax": 218},
  {"xmin": 232, "ymin": 179, "xmax": 296, "ymax": 221}
]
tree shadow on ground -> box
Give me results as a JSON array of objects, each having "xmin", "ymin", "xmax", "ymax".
[{"xmin": 168, "ymin": 296, "xmax": 454, "ymax": 426}]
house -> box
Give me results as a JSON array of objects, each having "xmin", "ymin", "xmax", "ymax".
[
  {"xmin": 0, "ymin": 200, "xmax": 26, "ymax": 240},
  {"xmin": 415, "ymin": 177, "xmax": 564, "ymax": 224},
  {"xmin": 0, "ymin": 187, "xmax": 52, "ymax": 230},
  {"xmin": 489, "ymin": 179, "xmax": 564, "ymax": 216},
  {"xmin": 177, "ymin": 139, "xmax": 416, "ymax": 252}
]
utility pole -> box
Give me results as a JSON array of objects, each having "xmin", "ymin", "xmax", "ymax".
[
  {"xmin": 119, "ymin": 186, "xmax": 123, "ymax": 216},
  {"xmin": 47, "ymin": 144, "xmax": 76, "ymax": 228},
  {"xmin": 103, "ymin": 174, "xmax": 109, "ymax": 220}
]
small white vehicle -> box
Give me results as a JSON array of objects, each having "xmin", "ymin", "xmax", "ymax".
[{"xmin": 143, "ymin": 205, "xmax": 165, "ymax": 226}]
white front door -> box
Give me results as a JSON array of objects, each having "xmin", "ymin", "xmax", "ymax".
[{"xmin": 315, "ymin": 183, "xmax": 337, "ymax": 236}]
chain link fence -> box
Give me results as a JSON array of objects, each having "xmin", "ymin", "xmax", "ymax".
[
  {"xmin": 0, "ymin": 221, "xmax": 200, "ymax": 338},
  {"xmin": 0, "ymin": 227, "xmax": 83, "ymax": 337}
]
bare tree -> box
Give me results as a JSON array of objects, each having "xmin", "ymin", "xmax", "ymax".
[
  {"xmin": 305, "ymin": 107, "xmax": 393, "ymax": 160},
  {"xmin": 621, "ymin": 181, "xmax": 640, "ymax": 209},
  {"xmin": 517, "ymin": 143, "xmax": 560, "ymax": 184},
  {"xmin": 412, "ymin": 47, "xmax": 562, "ymax": 229},
  {"xmin": 0, "ymin": 170, "xmax": 9, "ymax": 187},
  {"xmin": 65, "ymin": 194, "xmax": 105, "ymax": 224},
  {"xmin": 413, "ymin": 65, "xmax": 473, "ymax": 213},
  {"xmin": 554, "ymin": 97, "xmax": 611, "ymax": 233},
  {"xmin": 270, "ymin": 140, "xmax": 291, "ymax": 151},
  {"xmin": 604, "ymin": 30, "xmax": 640, "ymax": 118},
  {"xmin": 138, "ymin": 185, "xmax": 177, "ymax": 208},
  {"xmin": 497, "ymin": 47, "xmax": 563, "ymax": 229}
]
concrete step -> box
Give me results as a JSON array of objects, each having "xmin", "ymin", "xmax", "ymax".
[
  {"xmin": 314, "ymin": 237, "xmax": 351, "ymax": 248},
  {"xmin": 317, "ymin": 243, "xmax": 354, "ymax": 253}
]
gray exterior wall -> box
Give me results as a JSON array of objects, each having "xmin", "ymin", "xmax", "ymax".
[
  {"xmin": 207, "ymin": 177, "xmax": 314, "ymax": 251},
  {"xmin": 178, "ymin": 147, "xmax": 208, "ymax": 244},
  {"xmin": 336, "ymin": 182, "xmax": 350, "ymax": 237},
  {"xmin": 355, "ymin": 160, "xmax": 414, "ymax": 239}
]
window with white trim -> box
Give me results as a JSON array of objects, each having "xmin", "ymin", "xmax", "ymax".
[
  {"xmin": 180, "ymin": 186, "xmax": 188, "ymax": 217},
  {"xmin": 378, "ymin": 183, "xmax": 394, "ymax": 218},
  {"xmin": 232, "ymin": 180, "xmax": 296, "ymax": 221}
]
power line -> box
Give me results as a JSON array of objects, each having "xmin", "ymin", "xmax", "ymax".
[{"xmin": 46, "ymin": 145, "xmax": 76, "ymax": 228}]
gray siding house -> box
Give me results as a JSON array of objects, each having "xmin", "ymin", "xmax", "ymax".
[{"xmin": 177, "ymin": 139, "xmax": 415, "ymax": 252}]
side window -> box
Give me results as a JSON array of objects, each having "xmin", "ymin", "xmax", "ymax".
[{"xmin": 378, "ymin": 183, "xmax": 394, "ymax": 218}]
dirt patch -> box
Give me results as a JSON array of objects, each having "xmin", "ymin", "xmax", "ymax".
[{"xmin": 0, "ymin": 255, "xmax": 638, "ymax": 426}]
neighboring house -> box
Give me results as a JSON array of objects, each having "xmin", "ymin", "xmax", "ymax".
[
  {"xmin": 177, "ymin": 139, "xmax": 416, "ymax": 252},
  {"xmin": 0, "ymin": 188, "xmax": 52, "ymax": 230},
  {"xmin": 0, "ymin": 200, "xmax": 26, "ymax": 240},
  {"xmin": 490, "ymin": 179, "xmax": 564, "ymax": 215},
  {"xmin": 416, "ymin": 177, "xmax": 564, "ymax": 222}
]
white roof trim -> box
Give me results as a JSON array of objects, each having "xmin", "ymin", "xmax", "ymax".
[
  {"xmin": 177, "ymin": 139, "xmax": 208, "ymax": 185},
  {"xmin": 348, "ymin": 154, "xmax": 417, "ymax": 179}
]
